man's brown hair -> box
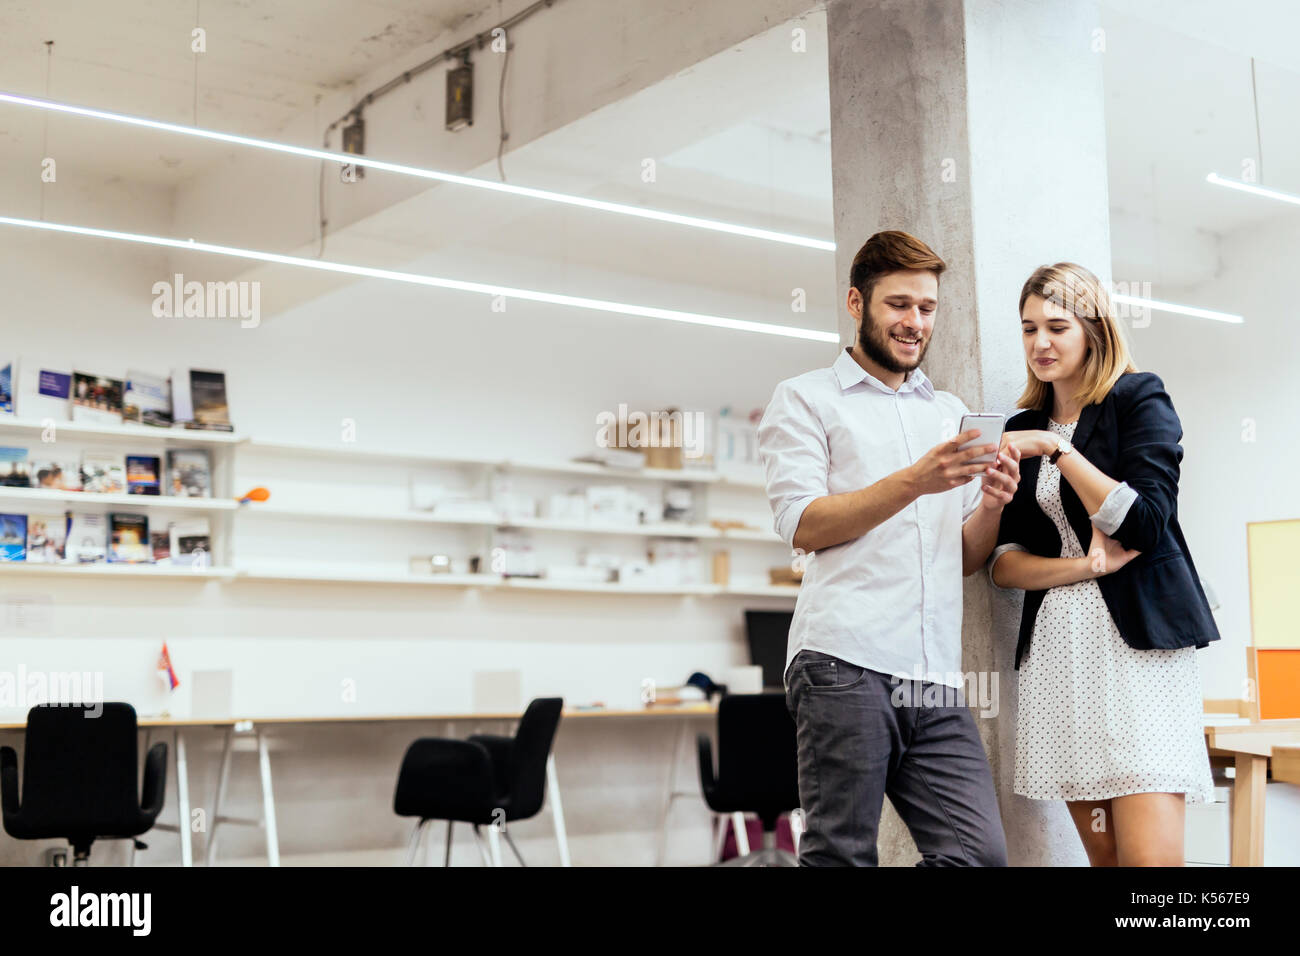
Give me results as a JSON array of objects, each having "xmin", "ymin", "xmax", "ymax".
[{"xmin": 849, "ymin": 230, "xmax": 946, "ymax": 302}]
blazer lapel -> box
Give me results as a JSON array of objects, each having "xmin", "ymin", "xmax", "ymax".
[{"xmin": 1070, "ymin": 399, "xmax": 1102, "ymax": 454}]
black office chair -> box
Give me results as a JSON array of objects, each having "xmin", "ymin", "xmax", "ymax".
[
  {"xmin": 394, "ymin": 697, "xmax": 563, "ymax": 866},
  {"xmin": 697, "ymin": 692, "xmax": 800, "ymax": 866},
  {"xmin": 1, "ymin": 703, "xmax": 167, "ymax": 865}
]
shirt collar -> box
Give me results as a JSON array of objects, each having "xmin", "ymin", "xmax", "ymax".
[{"xmin": 833, "ymin": 348, "xmax": 935, "ymax": 398}]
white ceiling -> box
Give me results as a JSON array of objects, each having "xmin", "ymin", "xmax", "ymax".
[
  {"xmin": 0, "ymin": 0, "xmax": 484, "ymax": 184},
  {"xmin": 0, "ymin": 0, "xmax": 1296, "ymax": 294}
]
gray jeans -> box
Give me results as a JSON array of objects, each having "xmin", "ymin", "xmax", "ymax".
[{"xmin": 785, "ymin": 649, "xmax": 1008, "ymax": 866}]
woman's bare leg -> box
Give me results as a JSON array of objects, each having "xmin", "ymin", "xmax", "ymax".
[
  {"xmin": 1065, "ymin": 799, "xmax": 1118, "ymax": 866},
  {"xmin": 1111, "ymin": 792, "xmax": 1186, "ymax": 866}
]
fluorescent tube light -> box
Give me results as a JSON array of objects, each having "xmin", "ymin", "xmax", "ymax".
[
  {"xmin": 1111, "ymin": 293, "xmax": 1242, "ymax": 324},
  {"xmin": 0, "ymin": 215, "xmax": 839, "ymax": 342},
  {"xmin": 0, "ymin": 91, "xmax": 835, "ymax": 252},
  {"xmin": 1206, "ymin": 171, "xmax": 1300, "ymax": 208}
]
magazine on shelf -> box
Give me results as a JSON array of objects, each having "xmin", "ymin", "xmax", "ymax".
[
  {"xmin": 151, "ymin": 529, "xmax": 172, "ymax": 565},
  {"xmin": 0, "ymin": 513, "xmax": 26, "ymax": 561},
  {"xmin": 126, "ymin": 455, "xmax": 162, "ymax": 495},
  {"xmin": 31, "ymin": 458, "xmax": 81, "ymax": 491},
  {"xmin": 109, "ymin": 513, "xmax": 150, "ymax": 563},
  {"xmin": 0, "ymin": 446, "xmax": 30, "ymax": 487},
  {"xmin": 26, "ymin": 512, "xmax": 68, "ymax": 562},
  {"xmin": 17, "ymin": 366, "xmax": 72, "ymax": 421},
  {"xmin": 70, "ymin": 372, "xmax": 124, "ymax": 425},
  {"xmin": 66, "ymin": 511, "xmax": 107, "ymax": 563},
  {"xmin": 169, "ymin": 518, "xmax": 211, "ymax": 567},
  {"xmin": 187, "ymin": 369, "xmax": 233, "ymax": 431},
  {"xmin": 123, "ymin": 371, "xmax": 172, "ymax": 427},
  {"xmin": 166, "ymin": 448, "xmax": 211, "ymax": 498},
  {"xmin": 170, "ymin": 368, "xmax": 193, "ymax": 426},
  {"xmin": 81, "ymin": 450, "xmax": 126, "ymax": 494},
  {"xmin": 0, "ymin": 358, "xmax": 15, "ymax": 416}
]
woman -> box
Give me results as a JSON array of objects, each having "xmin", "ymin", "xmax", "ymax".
[{"xmin": 991, "ymin": 262, "xmax": 1219, "ymax": 867}]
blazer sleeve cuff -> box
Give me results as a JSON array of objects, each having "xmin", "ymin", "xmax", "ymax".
[
  {"xmin": 1089, "ymin": 482, "xmax": 1138, "ymax": 536},
  {"xmin": 988, "ymin": 543, "xmax": 1028, "ymax": 590}
]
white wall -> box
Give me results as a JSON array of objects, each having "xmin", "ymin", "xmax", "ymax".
[
  {"xmin": 1119, "ymin": 212, "xmax": 1300, "ymax": 699},
  {"xmin": 0, "ymin": 159, "xmax": 827, "ymax": 867}
]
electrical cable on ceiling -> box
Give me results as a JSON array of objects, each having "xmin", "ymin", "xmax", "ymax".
[
  {"xmin": 1250, "ymin": 56, "xmax": 1263, "ymax": 183},
  {"xmin": 497, "ymin": 33, "xmax": 512, "ymax": 182},
  {"xmin": 40, "ymin": 41, "xmax": 52, "ymax": 221},
  {"xmin": 193, "ymin": 0, "xmax": 201, "ymax": 126}
]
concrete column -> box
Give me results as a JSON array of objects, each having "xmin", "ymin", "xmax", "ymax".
[{"xmin": 826, "ymin": 0, "xmax": 1112, "ymax": 865}]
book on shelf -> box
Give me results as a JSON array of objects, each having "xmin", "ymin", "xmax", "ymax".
[
  {"xmin": 165, "ymin": 448, "xmax": 211, "ymax": 498},
  {"xmin": 26, "ymin": 512, "xmax": 68, "ymax": 562},
  {"xmin": 0, "ymin": 513, "xmax": 26, "ymax": 561},
  {"xmin": 123, "ymin": 371, "xmax": 172, "ymax": 427},
  {"xmin": 66, "ymin": 512, "xmax": 107, "ymax": 563},
  {"xmin": 186, "ymin": 370, "xmax": 233, "ymax": 431},
  {"xmin": 31, "ymin": 457, "xmax": 82, "ymax": 491},
  {"xmin": 18, "ymin": 366, "xmax": 72, "ymax": 421},
  {"xmin": 71, "ymin": 371, "xmax": 124, "ymax": 425},
  {"xmin": 0, "ymin": 358, "xmax": 15, "ymax": 416},
  {"xmin": 109, "ymin": 513, "xmax": 150, "ymax": 563},
  {"xmin": 151, "ymin": 529, "xmax": 172, "ymax": 565},
  {"xmin": 126, "ymin": 455, "xmax": 162, "ymax": 495},
  {"xmin": 0, "ymin": 446, "xmax": 30, "ymax": 487},
  {"xmin": 169, "ymin": 518, "xmax": 211, "ymax": 567},
  {"xmin": 81, "ymin": 450, "xmax": 125, "ymax": 494}
]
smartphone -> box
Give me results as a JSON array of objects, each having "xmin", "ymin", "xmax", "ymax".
[{"xmin": 957, "ymin": 413, "xmax": 1005, "ymax": 465}]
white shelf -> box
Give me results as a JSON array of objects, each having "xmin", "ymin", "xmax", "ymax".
[
  {"xmin": 721, "ymin": 584, "xmax": 803, "ymax": 598},
  {"xmin": 0, "ymin": 562, "xmax": 234, "ymax": 580},
  {"xmin": 0, "ymin": 486, "xmax": 236, "ymax": 512},
  {"xmin": 242, "ymin": 437, "xmax": 763, "ymax": 488},
  {"xmin": 501, "ymin": 516, "xmax": 719, "ymax": 539},
  {"xmin": 499, "ymin": 578, "xmax": 720, "ymax": 595},
  {"xmin": 228, "ymin": 566, "xmax": 799, "ymax": 597},
  {"xmin": 233, "ymin": 567, "xmax": 488, "ymax": 587},
  {"xmin": 0, "ymin": 416, "xmax": 246, "ymax": 445},
  {"xmin": 234, "ymin": 503, "xmax": 780, "ymax": 543}
]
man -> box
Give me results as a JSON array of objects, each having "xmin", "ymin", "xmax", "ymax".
[{"xmin": 757, "ymin": 230, "xmax": 1021, "ymax": 866}]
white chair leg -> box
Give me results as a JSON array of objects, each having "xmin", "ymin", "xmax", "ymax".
[
  {"xmin": 732, "ymin": 812, "xmax": 750, "ymax": 857},
  {"xmin": 545, "ymin": 754, "xmax": 571, "ymax": 867},
  {"xmin": 487, "ymin": 823, "xmax": 504, "ymax": 867},
  {"xmin": 404, "ymin": 820, "xmax": 426, "ymax": 866},
  {"xmin": 711, "ymin": 814, "xmax": 727, "ymax": 863},
  {"xmin": 471, "ymin": 825, "xmax": 492, "ymax": 866},
  {"xmin": 790, "ymin": 809, "xmax": 804, "ymax": 857}
]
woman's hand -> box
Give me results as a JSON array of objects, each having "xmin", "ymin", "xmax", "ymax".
[
  {"xmin": 977, "ymin": 445, "xmax": 1021, "ymax": 511},
  {"xmin": 1085, "ymin": 525, "xmax": 1141, "ymax": 577},
  {"xmin": 1001, "ymin": 429, "xmax": 1056, "ymax": 458}
]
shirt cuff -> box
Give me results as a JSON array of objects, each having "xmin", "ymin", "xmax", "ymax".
[
  {"xmin": 1089, "ymin": 482, "xmax": 1138, "ymax": 536},
  {"xmin": 775, "ymin": 495, "xmax": 816, "ymax": 550},
  {"xmin": 987, "ymin": 543, "xmax": 1027, "ymax": 591}
]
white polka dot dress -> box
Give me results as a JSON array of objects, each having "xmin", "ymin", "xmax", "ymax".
[{"xmin": 1013, "ymin": 419, "xmax": 1215, "ymax": 804}]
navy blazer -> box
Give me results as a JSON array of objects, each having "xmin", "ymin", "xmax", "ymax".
[{"xmin": 995, "ymin": 370, "xmax": 1220, "ymax": 669}]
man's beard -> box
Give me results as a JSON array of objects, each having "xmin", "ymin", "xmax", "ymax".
[{"xmin": 859, "ymin": 316, "xmax": 928, "ymax": 374}]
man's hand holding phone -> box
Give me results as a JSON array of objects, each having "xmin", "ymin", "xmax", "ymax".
[{"xmin": 907, "ymin": 428, "xmax": 998, "ymax": 496}]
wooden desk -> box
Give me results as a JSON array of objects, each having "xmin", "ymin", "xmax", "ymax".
[
  {"xmin": 1204, "ymin": 719, "xmax": 1300, "ymax": 866},
  {"xmin": 0, "ymin": 704, "xmax": 717, "ymax": 867}
]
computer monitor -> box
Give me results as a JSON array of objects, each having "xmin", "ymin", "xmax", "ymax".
[{"xmin": 744, "ymin": 609, "xmax": 794, "ymax": 691}]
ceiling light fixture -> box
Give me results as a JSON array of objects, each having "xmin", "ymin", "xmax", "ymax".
[
  {"xmin": 0, "ymin": 215, "xmax": 839, "ymax": 342},
  {"xmin": 1111, "ymin": 292, "xmax": 1243, "ymax": 324},
  {"xmin": 0, "ymin": 90, "xmax": 835, "ymax": 251},
  {"xmin": 1205, "ymin": 171, "xmax": 1300, "ymax": 209}
]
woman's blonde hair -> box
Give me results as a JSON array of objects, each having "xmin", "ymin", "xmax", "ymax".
[{"xmin": 1016, "ymin": 262, "xmax": 1138, "ymax": 410}]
